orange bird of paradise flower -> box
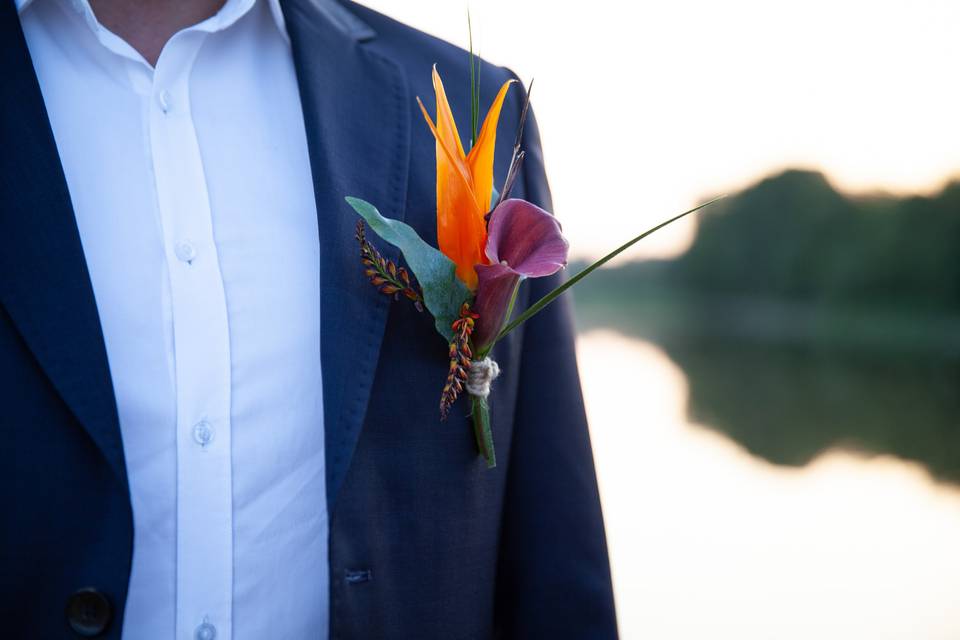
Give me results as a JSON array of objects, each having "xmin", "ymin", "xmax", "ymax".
[{"xmin": 418, "ymin": 66, "xmax": 514, "ymax": 291}]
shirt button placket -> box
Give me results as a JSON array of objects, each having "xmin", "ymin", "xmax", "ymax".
[
  {"xmin": 149, "ymin": 37, "xmax": 234, "ymax": 640},
  {"xmin": 158, "ymin": 88, "xmax": 173, "ymax": 114}
]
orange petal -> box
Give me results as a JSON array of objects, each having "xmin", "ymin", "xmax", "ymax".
[
  {"xmin": 432, "ymin": 65, "xmax": 466, "ymax": 162},
  {"xmin": 416, "ymin": 97, "xmax": 477, "ymax": 205},
  {"xmin": 417, "ymin": 97, "xmax": 486, "ymax": 289},
  {"xmin": 466, "ymin": 79, "xmax": 515, "ymax": 216}
]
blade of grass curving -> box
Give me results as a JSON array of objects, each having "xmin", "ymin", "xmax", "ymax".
[
  {"xmin": 475, "ymin": 49, "xmax": 481, "ymax": 142},
  {"xmin": 493, "ymin": 196, "xmax": 726, "ymax": 342},
  {"xmin": 468, "ymin": 10, "xmax": 478, "ymax": 148}
]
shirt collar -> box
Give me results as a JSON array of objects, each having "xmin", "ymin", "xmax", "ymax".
[{"xmin": 16, "ymin": 0, "xmax": 291, "ymax": 44}]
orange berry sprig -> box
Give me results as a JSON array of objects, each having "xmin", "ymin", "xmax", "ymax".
[
  {"xmin": 439, "ymin": 302, "xmax": 478, "ymax": 420},
  {"xmin": 356, "ymin": 221, "xmax": 424, "ymax": 311}
]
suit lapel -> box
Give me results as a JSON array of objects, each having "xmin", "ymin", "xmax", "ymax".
[
  {"xmin": 281, "ymin": 0, "xmax": 411, "ymax": 511},
  {"xmin": 0, "ymin": 0, "xmax": 407, "ymax": 506},
  {"xmin": 0, "ymin": 2, "xmax": 127, "ymax": 487}
]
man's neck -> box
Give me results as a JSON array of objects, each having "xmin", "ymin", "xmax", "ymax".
[{"xmin": 89, "ymin": 0, "xmax": 228, "ymax": 67}]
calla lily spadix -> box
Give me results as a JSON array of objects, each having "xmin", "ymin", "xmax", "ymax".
[{"xmin": 417, "ymin": 66, "xmax": 514, "ymax": 291}]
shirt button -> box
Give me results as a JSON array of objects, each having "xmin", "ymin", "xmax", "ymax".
[
  {"xmin": 192, "ymin": 420, "xmax": 214, "ymax": 447},
  {"xmin": 175, "ymin": 240, "xmax": 197, "ymax": 263},
  {"xmin": 195, "ymin": 620, "xmax": 217, "ymax": 640},
  {"xmin": 158, "ymin": 89, "xmax": 172, "ymax": 113}
]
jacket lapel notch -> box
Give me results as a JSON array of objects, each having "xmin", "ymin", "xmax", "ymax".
[{"xmin": 282, "ymin": 0, "xmax": 412, "ymax": 510}]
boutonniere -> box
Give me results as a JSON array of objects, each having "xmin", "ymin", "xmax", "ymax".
[{"xmin": 347, "ymin": 38, "xmax": 722, "ymax": 468}]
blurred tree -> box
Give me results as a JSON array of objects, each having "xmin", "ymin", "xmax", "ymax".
[{"xmin": 668, "ymin": 170, "xmax": 960, "ymax": 311}]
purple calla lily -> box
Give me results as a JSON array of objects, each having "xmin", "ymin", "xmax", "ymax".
[{"xmin": 472, "ymin": 199, "xmax": 569, "ymax": 350}]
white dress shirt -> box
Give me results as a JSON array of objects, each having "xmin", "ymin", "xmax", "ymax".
[{"xmin": 18, "ymin": 0, "xmax": 329, "ymax": 638}]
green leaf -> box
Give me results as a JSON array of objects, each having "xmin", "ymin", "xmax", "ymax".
[
  {"xmin": 494, "ymin": 196, "xmax": 726, "ymax": 342},
  {"xmin": 346, "ymin": 197, "xmax": 471, "ymax": 341}
]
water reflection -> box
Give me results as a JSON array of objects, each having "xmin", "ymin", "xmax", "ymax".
[
  {"xmin": 577, "ymin": 331, "xmax": 960, "ymax": 639},
  {"xmin": 664, "ymin": 339, "xmax": 960, "ymax": 484},
  {"xmin": 574, "ymin": 290, "xmax": 960, "ymax": 484}
]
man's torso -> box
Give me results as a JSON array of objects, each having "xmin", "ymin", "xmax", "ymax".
[{"xmin": 17, "ymin": 0, "xmax": 328, "ymax": 636}]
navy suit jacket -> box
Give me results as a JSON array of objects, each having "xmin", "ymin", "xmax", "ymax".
[{"xmin": 0, "ymin": 0, "xmax": 617, "ymax": 637}]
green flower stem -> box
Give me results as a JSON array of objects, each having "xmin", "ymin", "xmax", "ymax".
[{"xmin": 471, "ymin": 394, "xmax": 496, "ymax": 468}]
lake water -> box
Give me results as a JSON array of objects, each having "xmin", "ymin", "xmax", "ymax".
[{"xmin": 576, "ymin": 330, "xmax": 960, "ymax": 639}]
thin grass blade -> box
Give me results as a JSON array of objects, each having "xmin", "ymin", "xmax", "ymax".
[{"xmin": 493, "ymin": 196, "xmax": 726, "ymax": 342}]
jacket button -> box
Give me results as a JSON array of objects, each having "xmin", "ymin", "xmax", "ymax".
[{"xmin": 66, "ymin": 588, "xmax": 112, "ymax": 637}]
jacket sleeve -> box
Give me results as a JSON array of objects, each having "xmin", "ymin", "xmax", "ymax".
[{"xmin": 493, "ymin": 77, "xmax": 619, "ymax": 639}]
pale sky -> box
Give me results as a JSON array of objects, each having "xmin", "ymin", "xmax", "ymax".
[{"xmin": 362, "ymin": 0, "xmax": 960, "ymax": 260}]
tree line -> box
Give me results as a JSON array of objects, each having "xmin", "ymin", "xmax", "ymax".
[{"xmin": 586, "ymin": 169, "xmax": 960, "ymax": 312}]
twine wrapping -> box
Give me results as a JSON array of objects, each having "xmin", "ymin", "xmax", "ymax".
[{"xmin": 466, "ymin": 357, "xmax": 500, "ymax": 398}]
